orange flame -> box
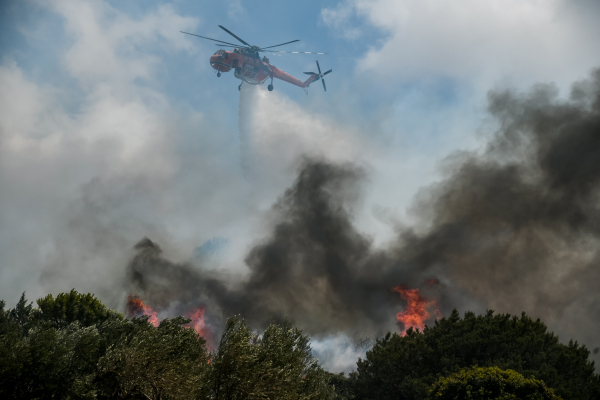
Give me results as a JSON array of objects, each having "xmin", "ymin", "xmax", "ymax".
[
  {"xmin": 126, "ymin": 295, "xmax": 212, "ymax": 349},
  {"xmin": 186, "ymin": 307, "xmax": 215, "ymax": 350},
  {"xmin": 393, "ymin": 286, "xmax": 441, "ymax": 336},
  {"xmin": 126, "ymin": 295, "xmax": 159, "ymax": 327},
  {"xmin": 186, "ymin": 307, "xmax": 206, "ymax": 336}
]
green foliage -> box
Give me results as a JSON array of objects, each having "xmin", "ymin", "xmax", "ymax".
[
  {"xmin": 430, "ymin": 366, "xmax": 562, "ymax": 400},
  {"xmin": 326, "ymin": 372, "xmax": 355, "ymax": 400},
  {"xmin": 0, "ymin": 292, "xmax": 208, "ymax": 400},
  {"xmin": 209, "ymin": 315, "xmax": 335, "ymax": 400},
  {"xmin": 10, "ymin": 290, "xmax": 595, "ymax": 400},
  {"xmin": 36, "ymin": 289, "xmax": 122, "ymax": 328},
  {"xmin": 209, "ymin": 315, "xmax": 257, "ymax": 399},
  {"xmin": 1, "ymin": 292, "xmax": 336, "ymax": 400},
  {"xmin": 96, "ymin": 316, "xmax": 209, "ymax": 400},
  {"xmin": 0, "ymin": 297, "xmax": 30, "ymax": 398},
  {"xmin": 0, "ymin": 293, "xmax": 35, "ymax": 336},
  {"xmin": 0, "ymin": 320, "xmax": 101, "ymax": 399},
  {"xmin": 255, "ymin": 318, "xmax": 333, "ymax": 399},
  {"xmin": 352, "ymin": 309, "xmax": 600, "ymax": 400}
]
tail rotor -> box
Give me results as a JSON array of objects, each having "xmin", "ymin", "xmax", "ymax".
[{"xmin": 304, "ymin": 60, "xmax": 332, "ymax": 91}]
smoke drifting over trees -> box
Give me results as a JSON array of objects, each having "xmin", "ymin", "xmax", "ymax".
[
  {"xmin": 127, "ymin": 69, "xmax": 600, "ymax": 355},
  {"xmin": 410, "ymin": 69, "xmax": 600, "ymax": 350}
]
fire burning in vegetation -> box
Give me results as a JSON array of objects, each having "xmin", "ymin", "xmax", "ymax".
[
  {"xmin": 126, "ymin": 295, "xmax": 208, "ymax": 340},
  {"xmin": 393, "ymin": 286, "xmax": 441, "ymax": 336},
  {"xmin": 186, "ymin": 307, "xmax": 207, "ymax": 337},
  {"xmin": 127, "ymin": 295, "xmax": 159, "ymax": 327}
]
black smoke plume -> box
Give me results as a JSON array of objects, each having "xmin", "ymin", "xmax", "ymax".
[
  {"xmin": 127, "ymin": 161, "xmax": 440, "ymax": 336},
  {"xmin": 127, "ymin": 69, "xmax": 600, "ymax": 355}
]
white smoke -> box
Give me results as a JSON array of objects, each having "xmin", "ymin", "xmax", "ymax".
[{"xmin": 311, "ymin": 334, "xmax": 376, "ymax": 373}]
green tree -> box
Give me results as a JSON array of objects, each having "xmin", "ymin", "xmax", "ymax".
[
  {"xmin": 325, "ymin": 372, "xmax": 355, "ymax": 400},
  {"xmin": 209, "ymin": 316, "xmax": 335, "ymax": 400},
  {"xmin": 96, "ymin": 316, "xmax": 209, "ymax": 400},
  {"xmin": 36, "ymin": 289, "xmax": 122, "ymax": 328},
  {"xmin": 0, "ymin": 293, "xmax": 35, "ymax": 336},
  {"xmin": 255, "ymin": 319, "xmax": 334, "ymax": 399},
  {"xmin": 0, "ymin": 320, "xmax": 101, "ymax": 399},
  {"xmin": 352, "ymin": 310, "xmax": 600, "ymax": 400},
  {"xmin": 430, "ymin": 366, "xmax": 562, "ymax": 400},
  {"xmin": 1, "ymin": 293, "xmax": 104, "ymax": 399},
  {"xmin": 0, "ymin": 297, "xmax": 30, "ymax": 398},
  {"xmin": 209, "ymin": 316, "xmax": 260, "ymax": 399},
  {"xmin": 1, "ymin": 291, "xmax": 210, "ymax": 400}
]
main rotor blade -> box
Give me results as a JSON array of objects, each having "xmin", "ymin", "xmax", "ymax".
[
  {"xmin": 218, "ymin": 25, "xmax": 251, "ymax": 47},
  {"xmin": 260, "ymin": 50, "xmax": 330, "ymax": 54},
  {"xmin": 215, "ymin": 44, "xmax": 250, "ymax": 49},
  {"xmin": 260, "ymin": 40, "xmax": 300, "ymax": 49},
  {"xmin": 322, "ymin": 78, "xmax": 327, "ymax": 92},
  {"xmin": 180, "ymin": 31, "xmax": 239, "ymax": 47},
  {"xmin": 316, "ymin": 60, "xmax": 322, "ymax": 75},
  {"xmin": 264, "ymin": 52, "xmax": 289, "ymax": 58},
  {"xmin": 217, "ymin": 44, "xmax": 288, "ymax": 55}
]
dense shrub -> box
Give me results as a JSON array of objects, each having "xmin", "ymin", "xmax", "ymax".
[
  {"xmin": 351, "ymin": 310, "xmax": 600, "ymax": 400},
  {"xmin": 0, "ymin": 292, "xmax": 334, "ymax": 400},
  {"xmin": 430, "ymin": 366, "xmax": 562, "ymax": 400}
]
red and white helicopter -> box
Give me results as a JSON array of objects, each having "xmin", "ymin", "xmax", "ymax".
[{"xmin": 181, "ymin": 26, "xmax": 332, "ymax": 93}]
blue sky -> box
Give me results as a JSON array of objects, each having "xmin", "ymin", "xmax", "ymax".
[{"xmin": 1, "ymin": 0, "xmax": 600, "ymax": 370}]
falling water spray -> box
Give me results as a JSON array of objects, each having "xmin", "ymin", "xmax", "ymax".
[{"xmin": 238, "ymin": 83, "xmax": 258, "ymax": 178}]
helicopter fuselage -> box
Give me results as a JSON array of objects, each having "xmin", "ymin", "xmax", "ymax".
[
  {"xmin": 182, "ymin": 26, "xmax": 331, "ymax": 92},
  {"xmin": 209, "ymin": 49, "xmax": 316, "ymax": 88}
]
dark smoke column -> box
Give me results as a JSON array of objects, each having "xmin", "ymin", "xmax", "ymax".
[{"xmin": 395, "ymin": 69, "xmax": 600, "ymax": 365}]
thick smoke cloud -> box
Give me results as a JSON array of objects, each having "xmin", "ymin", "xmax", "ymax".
[
  {"xmin": 406, "ymin": 68, "xmax": 600, "ymax": 352},
  {"xmin": 127, "ymin": 69, "xmax": 600, "ymax": 361},
  {"xmin": 127, "ymin": 160, "xmax": 442, "ymax": 337}
]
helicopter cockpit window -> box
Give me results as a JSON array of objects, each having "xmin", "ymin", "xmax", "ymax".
[{"xmin": 213, "ymin": 50, "xmax": 225, "ymax": 56}]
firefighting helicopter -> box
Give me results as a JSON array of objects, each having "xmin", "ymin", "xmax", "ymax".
[{"xmin": 181, "ymin": 25, "xmax": 332, "ymax": 93}]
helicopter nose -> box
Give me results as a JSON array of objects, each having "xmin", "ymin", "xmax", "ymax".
[{"xmin": 209, "ymin": 55, "xmax": 232, "ymax": 72}]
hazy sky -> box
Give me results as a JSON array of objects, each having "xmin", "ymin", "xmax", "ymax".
[{"xmin": 1, "ymin": 0, "xmax": 600, "ymax": 366}]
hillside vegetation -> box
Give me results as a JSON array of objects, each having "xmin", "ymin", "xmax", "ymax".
[{"xmin": 1, "ymin": 290, "xmax": 598, "ymax": 399}]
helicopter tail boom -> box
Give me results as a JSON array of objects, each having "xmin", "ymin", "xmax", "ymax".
[
  {"xmin": 302, "ymin": 73, "xmax": 320, "ymax": 88},
  {"xmin": 270, "ymin": 65, "xmax": 315, "ymax": 88}
]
